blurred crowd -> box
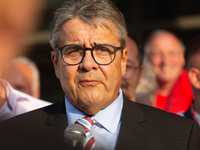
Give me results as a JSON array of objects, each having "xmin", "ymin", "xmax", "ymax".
[
  {"xmin": 122, "ymin": 30, "xmax": 200, "ymax": 126},
  {"xmin": 0, "ymin": 0, "xmax": 200, "ymax": 149},
  {"xmin": 0, "ymin": 0, "xmax": 200, "ymax": 126}
]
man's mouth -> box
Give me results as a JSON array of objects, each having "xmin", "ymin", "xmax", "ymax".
[{"xmin": 79, "ymin": 79, "xmax": 99, "ymax": 86}]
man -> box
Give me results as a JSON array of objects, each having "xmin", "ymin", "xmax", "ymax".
[
  {"xmin": 0, "ymin": 79, "xmax": 51, "ymax": 122},
  {"xmin": 121, "ymin": 36, "xmax": 146, "ymax": 103},
  {"xmin": 3, "ymin": 56, "xmax": 40, "ymax": 98},
  {"xmin": 0, "ymin": 1, "xmax": 199, "ymax": 150},
  {"xmin": 0, "ymin": 0, "xmax": 47, "ymax": 77},
  {"xmin": 0, "ymin": 57, "xmax": 51, "ymax": 122},
  {"xmin": 144, "ymin": 30, "xmax": 193, "ymax": 113},
  {"xmin": 181, "ymin": 35, "xmax": 200, "ymax": 126},
  {"xmin": 0, "ymin": 0, "xmax": 51, "ymax": 122}
]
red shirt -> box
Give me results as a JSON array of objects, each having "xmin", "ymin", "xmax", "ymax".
[
  {"xmin": 155, "ymin": 93, "xmax": 167, "ymax": 110},
  {"xmin": 155, "ymin": 70, "xmax": 193, "ymax": 114}
]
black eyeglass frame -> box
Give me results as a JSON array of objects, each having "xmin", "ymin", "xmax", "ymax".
[{"xmin": 57, "ymin": 44, "xmax": 124, "ymax": 65}]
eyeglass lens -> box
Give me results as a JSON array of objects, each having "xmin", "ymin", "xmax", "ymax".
[{"xmin": 123, "ymin": 66, "xmax": 139, "ymax": 79}]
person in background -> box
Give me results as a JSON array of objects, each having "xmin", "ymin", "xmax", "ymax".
[
  {"xmin": 0, "ymin": 0, "xmax": 47, "ymax": 77},
  {"xmin": 121, "ymin": 36, "xmax": 144, "ymax": 103},
  {"xmin": 0, "ymin": 1, "xmax": 199, "ymax": 149},
  {"xmin": 181, "ymin": 35, "xmax": 200, "ymax": 125},
  {"xmin": 3, "ymin": 56, "xmax": 40, "ymax": 99},
  {"xmin": 0, "ymin": 0, "xmax": 51, "ymax": 122},
  {"xmin": 135, "ymin": 56, "xmax": 157, "ymax": 106},
  {"xmin": 0, "ymin": 79, "xmax": 51, "ymax": 122},
  {"xmin": 144, "ymin": 29, "xmax": 193, "ymax": 113}
]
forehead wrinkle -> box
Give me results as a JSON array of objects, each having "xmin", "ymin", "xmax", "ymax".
[
  {"xmin": 65, "ymin": 28, "xmax": 108, "ymax": 47},
  {"xmin": 62, "ymin": 18, "xmax": 119, "ymax": 48},
  {"xmin": 67, "ymin": 34, "xmax": 97, "ymax": 47}
]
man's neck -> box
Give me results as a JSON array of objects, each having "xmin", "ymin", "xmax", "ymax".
[
  {"xmin": 157, "ymin": 79, "xmax": 177, "ymax": 96},
  {"xmin": 130, "ymin": 96, "xmax": 136, "ymax": 102}
]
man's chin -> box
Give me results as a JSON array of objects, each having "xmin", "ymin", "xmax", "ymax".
[{"xmin": 158, "ymin": 75, "xmax": 175, "ymax": 82}]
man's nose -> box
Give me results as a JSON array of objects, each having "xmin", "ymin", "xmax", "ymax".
[
  {"xmin": 79, "ymin": 50, "xmax": 98, "ymax": 71},
  {"xmin": 161, "ymin": 53, "xmax": 170, "ymax": 64}
]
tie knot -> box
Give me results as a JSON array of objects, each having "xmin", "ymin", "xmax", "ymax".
[
  {"xmin": 76, "ymin": 117, "xmax": 94, "ymax": 132},
  {"xmin": 75, "ymin": 117, "xmax": 96, "ymax": 150}
]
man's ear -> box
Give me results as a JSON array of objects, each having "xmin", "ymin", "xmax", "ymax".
[
  {"xmin": 51, "ymin": 51, "xmax": 60, "ymax": 79},
  {"xmin": 188, "ymin": 67, "xmax": 200, "ymax": 89},
  {"xmin": 121, "ymin": 48, "xmax": 128, "ymax": 76}
]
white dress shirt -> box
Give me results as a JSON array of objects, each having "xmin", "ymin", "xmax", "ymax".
[
  {"xmin": 0, "ymin": 80, "xmax": 52, "ymax": 122},
  {"xmin": 65, "ymin": 89, "xmax": 123, "ymax": 150}
]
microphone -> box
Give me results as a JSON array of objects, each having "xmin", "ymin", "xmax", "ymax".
[{"xmin": 63, "ymin": 124, "xmax": 86, "ymax": 149}]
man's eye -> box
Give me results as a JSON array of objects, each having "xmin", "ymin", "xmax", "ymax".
[
  {"xmin": 64, "ymin": 47, "xmax": 82, "ymax": 55},
  {"xmin": 71, "ymin": 49, "xmax": 80, "ymax": 53},
  {"xmin": 151, "ymin": 52, "xmax": 161, "ymax": 57},
  {"xmin": 67, "ymin": 49, "xmax": 82, "ymax": 57},
  {"xmin": 98, "ymin": 47, "xmax": 110, "ymax": 53},
  {"xmin": 99, "ymin": 49, "xmax": 107, "ymax": 52},
  {"xmin": 126, "ymin": 66, "xmax": 133, "ymax": 72},
  {"xmin": 94, "ymin": 47, "xmax": 111, "ymax": 56},
  {"xmin": 126, "ymin": 65, "xmax": 132, "ymax": 69}
]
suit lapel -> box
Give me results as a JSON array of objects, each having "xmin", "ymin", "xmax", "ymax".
[
  {"xmin": 45, "ymin": 96, "xmax": 148, "ymax": 149},
  {"xmin": 46, "ymin": 99, "xmax": 68, "ymax": 129},
  {"xmin": 116, "ymin": 94, "xmax": 148, "ymax": 150},
  {"xmin": 184, "ymin": 107, "xmax": 194, "ymax": 120}
]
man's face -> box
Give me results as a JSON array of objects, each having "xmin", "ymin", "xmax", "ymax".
[
  {"xmin": 148, "ymin": 33, "xmax": 185, "ymax": 82},
  {"xmin": 51, "ymin": 18, "xmax": 127, "ymax": 115},
  {"xmin": 3, "ymin": 64, "xmax": 33, "ymax": 96},
  {"xmin": 121, "ymin": 37, "xmax": 143, "ymax": 101}
]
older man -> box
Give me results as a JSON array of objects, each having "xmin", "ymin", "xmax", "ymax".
[
  {"xmin": 0, "ymin": 1, "xmax": 199, "ymax": 150},
  {"xmin": 3, "ymin": 57, "xmax": 40, "ymax": 98},
  {"xmin": 0, "ymin": 57, "xmax": 51, "ymax": 122},
  {"xmin": 144, "ymin": 30, "xmax": 193, "ymax": 113}
]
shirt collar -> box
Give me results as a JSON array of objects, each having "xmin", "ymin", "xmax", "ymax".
[
  {"xmin": 0, "ymin": 79, "xmax": 30, "ymax": 112},
  {"xmin": 65, "ymin": 89, "xmax": 123, "ymax": 134}
]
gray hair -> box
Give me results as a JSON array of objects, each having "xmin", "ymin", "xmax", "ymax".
[
  {"xmin": 6, "ymin": 56, "xmax": 40, "ymax": 93},
  {"xmin": 144, "ymin": 29, "xmax": 185, "ymax": 56},
  {"xmin": 49, "ymin": 0, "xmax": 127, "ymax": 50}
]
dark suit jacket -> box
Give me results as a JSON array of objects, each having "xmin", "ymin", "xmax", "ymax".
[
  {"xmin": 0, "ymin": 94, "xmax": 200, "ymax": 150},
  {"xmin": 184, "ymin": 107, "xmax": 194, "ymax": 120}
]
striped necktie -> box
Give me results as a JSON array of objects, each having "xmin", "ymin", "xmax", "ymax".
[{"xmin": 75, "ymin": 117, "xmax": 96, "ymax": 150}]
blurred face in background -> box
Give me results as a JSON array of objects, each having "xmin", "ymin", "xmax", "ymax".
[
  {"xmin": 3, "ymin": 64, "xmax": 37, "ymax": 97},
  {"xmin": 0, "ymin": 0, "xmax": 47, "ymax": 77},
  {"xmin": 148, "ymin": 33, "xmax": 185, "ymax": 83},
  {"xmin": 121, "ymin": 37, "xmax": 144, "ymax": 101}
]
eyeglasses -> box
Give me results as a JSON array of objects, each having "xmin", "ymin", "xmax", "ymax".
[
  {"xmin": 57, "ymin": 44, "xmax": 123, "ymax": 65},
  {"xmin": 122, "ymin": 65, "xmax": 139, "ymax": 79}
]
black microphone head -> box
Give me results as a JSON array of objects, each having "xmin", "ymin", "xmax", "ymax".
[{"xmin": 63, "ymin": 124, "xmax": 86, "ymax": 149}]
